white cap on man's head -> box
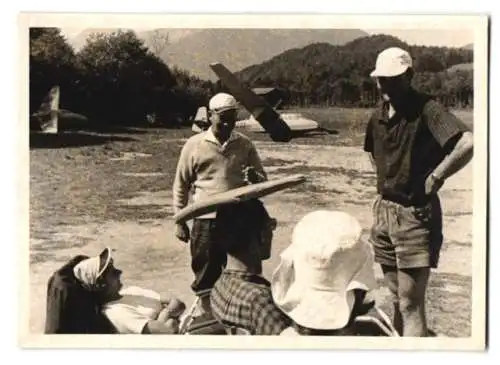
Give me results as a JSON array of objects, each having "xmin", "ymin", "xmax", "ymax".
[
  {"xmin": 370, "ymin": 47, "xmax": 413, "ymax": 78},
  {"xmin": 208, "ymin": 92, "xmax": 238, "ymax": 112}
]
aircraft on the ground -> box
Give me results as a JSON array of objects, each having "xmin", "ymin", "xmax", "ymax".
[
  {"xmin": 192, "ymin": 62, "xmax": 336, "ymax": 142},
  {"xmin": 30, "ymin": 85, "xmax": 60, "ymax": 134},
  {"xmin": 30, "ymin": 86, "xmax": 89, "ymax": 134}
]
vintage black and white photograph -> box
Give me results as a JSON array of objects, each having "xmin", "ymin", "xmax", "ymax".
[{"xmin": 20, "ymin": 13, "xmax": 489, "ymax": 349}]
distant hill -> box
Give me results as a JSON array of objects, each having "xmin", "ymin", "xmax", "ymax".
[
  {"xmin": 447, "ymin": 62, "xmax": 473, "ymax": 72},
  {"xmin": 66, "ymin": 28, "xmax": 368, "ymax": 80},
  {"xmin": 143, "ymin": 29, "xmax": 369, "ymax": 80},
  {"xmin": 228, "ymin": 35, "xmax": 473, "ymax": 108},
  {"xmin": 235, "ymin": 35, "xmax": 474, "ymax": 86},
  {"xmin": 462, "ymin": 43, "xmax": 474, "ymax": 50}
]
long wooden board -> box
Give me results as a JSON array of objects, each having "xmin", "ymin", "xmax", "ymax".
[{"xmin": 173, "ymin": 174, "xmax": 306, "ymax": 224}]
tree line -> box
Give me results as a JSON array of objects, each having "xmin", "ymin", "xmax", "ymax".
[
  {"xmin": 29, "ymin": 28, "xmax": 214, "ymax": 128},
  {"xmin": 29, "ymin": 29, "xmax": 473, "ymax": 130}
]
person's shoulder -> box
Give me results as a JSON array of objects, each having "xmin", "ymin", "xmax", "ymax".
[
  {"xmin": 182, "ymin": 131, "xmax": 207, "ymax": 147},
  {"xmin": 409, "ymin": 89, "xmax": 442, "ymax": 115},
  {"xmin": 421, "ymin": 97, "xmax": 446, "ymax": 115}
]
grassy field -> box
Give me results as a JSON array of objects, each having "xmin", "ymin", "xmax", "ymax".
[{"xmin": 28, "ymin": 107, "xmax": 474, "ymax": 337}]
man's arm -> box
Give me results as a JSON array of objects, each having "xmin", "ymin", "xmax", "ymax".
[
  {"xmin": 103, "ymin": 305, "xmax": 180, "ymax": 334},
  {"xmin": 363, "ymin": 119, "xmax": 377, "ymax": 174},
  {"xmin": 246, "ymin": 141, "xmax": 267, "ymax": 183},
  {"xmin": 367, "ymin": 153, "xmax": 377, "ymax": 175},
  {"xmin": 158, "ymin": 296, "xmax": 186, "ymax": 319},
  {"xmin": 142, "ymin": 319, "xmax": 179, "ymax": 334},
  {"xmin": 432, "ymin": 131, "xmax": 473, "ymax": 181},
  {"xmin": 423, "ymin": 101, "xmax": 473, "ymax": 188},
  {"xmin": 172, "ymin": 140, "xmax": 196, "ymax": 214}
]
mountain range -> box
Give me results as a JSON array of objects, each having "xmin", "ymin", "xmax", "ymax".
[
  {"xmin": 64, "ymin": 28, "xmax": 474, "ymax": 81},
  {"xmin": 66, "ymin": 28, "xmax": 368, "ymax": 80}
]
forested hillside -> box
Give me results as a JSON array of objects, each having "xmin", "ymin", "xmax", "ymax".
[{"xmin": 235, "ymin": 35, "xmax": 473, "ymax": 108}]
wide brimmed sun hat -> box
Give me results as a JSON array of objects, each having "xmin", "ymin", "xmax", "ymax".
[{"xmin": 271, "ymin": 210, "xmax": 377, "ymax": 330}]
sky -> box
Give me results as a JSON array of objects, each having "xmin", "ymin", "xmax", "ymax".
[
  {"xmin": 59, "ymin": 27, "xmax": 474, "ymax": 48},
  {"xmin": 363, "ymin": 29, "xmax": 473, "ymax": 47}
]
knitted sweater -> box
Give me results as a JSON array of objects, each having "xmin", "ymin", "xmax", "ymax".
[{"xmin": 172, "ymin": 129, "xmax": 267, "ymax": 219}]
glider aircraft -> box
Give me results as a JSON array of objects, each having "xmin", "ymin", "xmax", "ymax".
[{"xmin": 192, "ymin": 62, "xmax": 335, "ymax": 142}]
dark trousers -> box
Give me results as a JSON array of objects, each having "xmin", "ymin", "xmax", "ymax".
[{"xmin": 190, "ymin": 218, "xmax": 227, "ymax": 295}]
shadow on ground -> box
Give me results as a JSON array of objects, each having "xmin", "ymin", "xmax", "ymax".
[{"xmin": 29, "ymin": 132, "xmax": 138, "ymax": 149}]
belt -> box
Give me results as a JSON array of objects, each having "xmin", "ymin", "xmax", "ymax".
[{"xmin": 381, "ymin": 193, "xmax": 435, "ymax": 207}]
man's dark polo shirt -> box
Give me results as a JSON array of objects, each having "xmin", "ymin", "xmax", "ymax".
[{"xmin": 363, "ymin": 89, "xmax": 470, "ymax": 206}]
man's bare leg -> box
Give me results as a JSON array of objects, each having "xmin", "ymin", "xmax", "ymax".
[
  {"xmin": 398, "ymin": 267, "xmax": 430, "ymax": 337},
  {"xmin": 381, "ymin": 264, "xmax": 402, "ymax": 335}
]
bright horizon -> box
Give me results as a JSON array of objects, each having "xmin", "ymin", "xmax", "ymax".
[{"xmin": 59, "ymin": 27, "xmax": 474, "ymax": 48}]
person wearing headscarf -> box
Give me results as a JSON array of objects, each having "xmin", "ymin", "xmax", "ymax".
[{"xmin": 73, "ymin": 248, "xmax": 186, "ymax": 334}]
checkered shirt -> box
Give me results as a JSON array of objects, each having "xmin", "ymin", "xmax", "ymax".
[{"xmin": 210, "ymin": 270, "xmax": 291, "ymax": 335}]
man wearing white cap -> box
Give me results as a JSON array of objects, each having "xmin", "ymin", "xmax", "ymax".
[
  {"xmin": 364, "ymin": 47, "xmax": 474, "ymax": 336},
  {"xmin": 173, "ymin": 92, "xmax": 268, "ymax": 315},
  {"xmin": 272, "ymin": 210, "xmax": 379, "ymax": 336}
]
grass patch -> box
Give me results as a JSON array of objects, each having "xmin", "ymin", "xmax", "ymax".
[
  {"xmin": 262, "ymin": 157, "xmax": 302, "ymax": 166},
  {"xmin": 343, "ymin": 199, "xmax": 372, "ymax": 206},
  {"xmin": 30, "ymin": 252, "xmax": 58, "ymax": 265},
  {"xmin": 29, "ymin": 107, "xmax": 474, "ymax": 336},
  {"xmin": 30, "ymin": 129, "xmax": 183, "ymax": 241},
  {"xmin": 288, "ymin": 181, "xmax": 343, "ymax": 195},
  {"xmin": 427, "ymin": 272, "xmax": 472, "ymax": 337},
  {"xmin": 272, "ymin": 165, "xmax": 334, "ymax": 176}
]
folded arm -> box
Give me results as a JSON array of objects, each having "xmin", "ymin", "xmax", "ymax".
[{"xmin": 432, "ymin": 131, "xmax": 473, "ymax": 181}]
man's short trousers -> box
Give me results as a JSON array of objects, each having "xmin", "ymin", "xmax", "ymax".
[
  {"xmin": 369, "ymin": 194, "xmax": 443, "ymax": 269},
  {"xmin": 189, "ymin": 219, "xmax": 227, "ymax": 294}
]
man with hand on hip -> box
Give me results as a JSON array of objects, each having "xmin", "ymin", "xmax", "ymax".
[
  {"xmin": 364, "ymin": 47, "xmax": 473, "ymax": 337},
  {"xmin": 172, "ymin": 92, "xmax": 267, "ymax": 315}
]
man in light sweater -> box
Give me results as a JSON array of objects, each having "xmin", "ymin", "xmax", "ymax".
[{"xmin": 172, "ymin": 92, "xmax": 267, "ymax": 314}]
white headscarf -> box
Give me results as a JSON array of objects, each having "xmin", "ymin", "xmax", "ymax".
[{"xmin": 73, "ymin": 248, "xmax": 112, "ymax": 291}]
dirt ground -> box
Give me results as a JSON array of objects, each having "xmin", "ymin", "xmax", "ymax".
[{"xmin": 28, "ymin": 109, "xmax": 474, "ymax": 337}]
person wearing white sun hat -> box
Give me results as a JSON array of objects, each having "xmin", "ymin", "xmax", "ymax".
[
  {"xmin": 364, "ymin": 46, "xmax": 473, "ymax": 337},
  {"xmin": 271, "ymin": 210, "xmax": 379, "ymax": 336}
]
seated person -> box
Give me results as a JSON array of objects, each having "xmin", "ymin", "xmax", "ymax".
[
  {"xmin": 73, "ymin": 247, "xmax": 186, "ymax": 334},
  {"xmin": 271, "ymin": 210, "xmax": 381, "ymax": 336},
  {"xmin": 209, "ymin": 199, "xmax": 292, "ymax": 335}
]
